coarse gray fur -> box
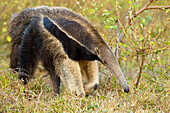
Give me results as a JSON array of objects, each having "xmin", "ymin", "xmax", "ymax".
[{"xmin": 10, "ymin": 6, "xmax": 129, "ymax": 96}]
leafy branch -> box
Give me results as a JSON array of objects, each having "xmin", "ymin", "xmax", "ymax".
[
  {"xmin": 130, "ymin": 0, "xmax": 170, "ymax": 22},
  {"xmin": 115, "ymin": 0, "xmax": 170, "ymax": 88}
]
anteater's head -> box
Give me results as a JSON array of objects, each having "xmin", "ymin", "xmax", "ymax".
[{"xmin": 95, "ymin": 44, "xmax": 129, "ymax": 93}]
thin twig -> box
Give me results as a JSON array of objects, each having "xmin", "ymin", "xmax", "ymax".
[
  {"xmin": 136, "ymin": 53, "xmax": 140, "ymax": 67},
  {"xmin": 133, "ymin": 0, "xmax": 154, "ymax": 18},
  {"xmin": 130, "ymin": 1, "xmax": 170, "ymax": 22},
  {"xmin": 134, "ymin": 5, "xmax": 170, "ymax": 18},
  {"xmin": 146, "ymin": 5, "xmax": 170, "ymax": 10},
  {"xmin": 34, "ymin": 85, "xmax": 43, "ymax": 112},
  {"xmin": 115, "ymin": 1, "xmax": 120, "ymax": 59},
  {"xmin": 136, "ymin": 53, "xmax": 145, "ymax": 88}
]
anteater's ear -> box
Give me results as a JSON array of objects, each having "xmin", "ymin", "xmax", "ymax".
[
  {"xmin": 95, "ymin": 47, "xmax": 100, "ymax": 56},
  {"xmin": 43, "ymin": 17, "xmax": 95, "ymax": 53}
]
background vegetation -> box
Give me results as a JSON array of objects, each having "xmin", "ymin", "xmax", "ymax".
[{"xmin": 0, "ymin": 0, "xmax": 169, "ymax": 112}]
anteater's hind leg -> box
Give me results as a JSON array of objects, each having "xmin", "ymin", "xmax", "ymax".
[
  {"xmin": 79, "ymin": 60, "xmax": 99, "ymax": 95},
  {"xmin": 49, "ymin": 71, "xmax": 61, "ymax": 95}
]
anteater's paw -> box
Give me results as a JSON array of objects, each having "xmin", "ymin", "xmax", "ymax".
[{"xmin": 84, "ymin": 83, "xmax": 99, "ymax": 96}]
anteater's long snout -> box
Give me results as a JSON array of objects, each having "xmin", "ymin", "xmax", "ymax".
[
  {"xmin": 123, "ymin": 84, "xmax": 129, "ymax": 93},
  {"xmin": 96, "ymin": 46, "xmax": 129, "ymax": 93},
  {"xmin": 109, "ymin": 63, "xmax": 129, "ymax": 93}
]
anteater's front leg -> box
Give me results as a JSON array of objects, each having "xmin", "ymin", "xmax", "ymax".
[
  {"xmin": 55, "ymin": 59, "xmax": 85, "ymax": 97},
  {"xmin": 18, "ymin": 26, "xmax": 40, "ymax": 84},
  {"xmin": 42, "ymin": 60, "xmax": 61, "ymax": 95},
  {"xmin": 79, "ymin": 60, "xmax": 99, "ymax": 95}
]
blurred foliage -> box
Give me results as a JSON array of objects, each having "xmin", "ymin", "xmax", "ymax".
[
  {"xmin": 0, "ymin": 0, "xmax": 169, "ymax": 112},
  {"xmin": 1, "ymin": 0, "xmax": 168, "ymax": 78}
]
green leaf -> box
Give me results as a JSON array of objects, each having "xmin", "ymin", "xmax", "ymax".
[
  {"xmin": 110, "ymin": 25, "xmax": 117, "ymax": 29},
  {"xmin": 133, "ymin": 4, "xmax": 137, "ymax": 8},
  {"xmin": 88, "ymin": 8, "xmax": 95, "ymax": 14},
  {"xmin": 166, "ymin": 9, "xmax": 170, "ymax": 13},
  {"xmin": 105, "ymin": 24, "xmax": 110, "ymax": 29},
  {"xmin": 155, "ymin": 50, "xmax": 161, "ymax": 54},
  {"xmin": 128, "ymin": 1, "xmax": 132, "ymax": 4},
  {"xmin": 165, "ymin": 40, "xmax": 170, "ymax": 45},
  {"xmin": 103, "ymin": 9, "xmax": 109, "ymax": 13},
  {"xmin": 152, "ymin": 58, "xmax": 156, "ymax": 62},
  {"xmin": 158, "ymin": 28, "xmax": 162, "ymax": 32},
  {"xmin": 3, "ymin": 22, "xmax": 7, "ymax": 25},
  {"xmin": 122, "ymin": 43, "xmax": 128, "ymax": 47},
  {"xmin": 109, "ymin": 17, "xmax": 114, "ymax": 21},
  {"xmin": 139, "ymin": 35, "xmax": 145, "ymax": 41},
  {"xmin": 114, "ymin": 15, "xmax": 117, "ymax": 20},
  {"xmin": 138, "ymin": 51, "xmax": 144, "ymax": 54},
  {"xmin": 2, "ymin": 27, "xmax": 7, "ymax": 32},
  {"xmin": 150, "ymin": 41, "xmax": 156, "ymax": 45}
]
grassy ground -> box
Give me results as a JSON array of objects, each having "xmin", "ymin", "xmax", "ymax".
[
  {"xmin": 0, "ymin": 56, "xmax": 169, "ymax": 112},
  {"xmin": 0, "ymin": 0, "xmax": 169, "ymax": 112}
]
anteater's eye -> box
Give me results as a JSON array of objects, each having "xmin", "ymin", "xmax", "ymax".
[{"xmin": 103, "ymin": 59, "xmax": 108, "ymax": 64}]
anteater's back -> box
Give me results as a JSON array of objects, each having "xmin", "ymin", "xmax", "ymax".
[{"xmin": 10, "ymin": 6, "xmax": 95, "ymax": 44}]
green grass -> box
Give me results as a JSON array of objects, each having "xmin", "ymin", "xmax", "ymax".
[
  {"xmin": 0, "ymin": 63, "xmax": 169, "ymax": 112},
  {"xmin": 0, "ymin": 0, "xmax": 169, "ymax": 112}
]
